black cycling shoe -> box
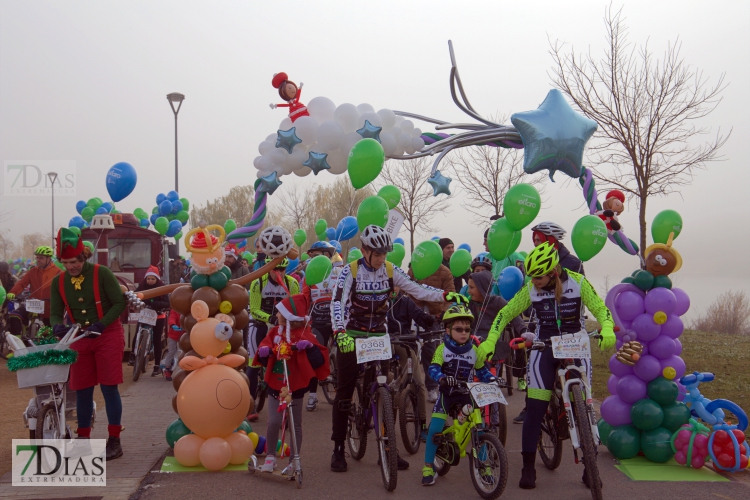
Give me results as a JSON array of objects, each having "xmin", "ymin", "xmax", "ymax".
[
  {"xmin": 377, "ymin": 454, "xmax": 409, "ymax": 470},
  {"xmin": 151, "ymin": 366, "xmax": 162, "ymax": 377},
  {"xmin": 106, "ymin": 437, "xmax": 123, "ymax": 461},
  {"xmin": 582, "ymin": 467, "xmax": 602, "ymax": 489},
  {"xmin": 331, "ymin": 445, "xmax": 347, "ymax": 472},
  {"xmin": 519, "ymin": 467, "xmax": 536, "ymax": 489}
]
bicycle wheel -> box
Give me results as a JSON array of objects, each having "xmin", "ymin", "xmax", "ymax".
[
  {"xmin": 132, "ymin": 332, "xmax": 147, "ymax": 381},
  {"xmin": 485, "ymin": 403, "xmax": 508, "ymax": 447},
  {"xmin": 434, "ymin": 455, "xmax": 451, "ymax": 476},
  {"xmin": 38, "ymin": 402, "xmax": 63, "ymax": 440},
  {"xmin": 399, "ymin": 385, "xmax": 421, "ymax": 454},
  {"xmin": 469, "ymin": 432, "xmax": 508, "ymax": 500},
  {"xmin": 347, "ymin": 383, "xmax": 367, "ymax": 460},
  {"xmin": 573, "ymin": 389, "xmax": 603, "ymax": 500},
  {"xmin": 322, "ymin": 342, "xmax": 337, "ymax": 404},
  {"xmin": 538, "ymin": 397, "xmax": 563, "ymax": 470},
  {"xmin": 256, "ymin": 379, "xmax": 267, "ymax": 414},
  {"xmin": 375, "ymin": 386, "xmax": 398, "ymax": 491},
  {"xmin": 0, "ymin": 332, "xmax": 11, "ymax": 359}
]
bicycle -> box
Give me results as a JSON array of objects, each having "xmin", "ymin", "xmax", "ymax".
[
  {"xmin": 432, "ymin": 380, "xmax": 509, "ymax": 499},
  {"xmin": 346, "ymin": 335, "xmax": 400, "ymax": 491},
  {"xmin": 510, "ymin": 330, "xmax": 603, "ymax": 500},
  {"xmin": 320, "ymin": 335, "xmax": 337, "ymax": 405},
  {"xmin": 7, "ymin": 297, "xmax": 46, "ymax": 346},
  {"xmin": 132, "ymin": 307, "xmax": 161, "ymax": 382}
]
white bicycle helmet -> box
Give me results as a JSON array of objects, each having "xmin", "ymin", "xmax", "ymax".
[
  {"xmin": 531, "ymin": 222, "xmax": 566, "ymax": 240},
  {"xmin": 360, "ymin": 225, "xmax": 393, "ymax": 253},
  {"xmin": 258, "ymin": 226, "xmax": 293, "ymax": 258}
]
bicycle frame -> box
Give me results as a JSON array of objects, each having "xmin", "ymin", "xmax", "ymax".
[
  {"xmin": 360, "ymin": 360, "xmax": 389, "ymax": 431},
  {"xmin": 556, "ymin": 362, "xmax": 600, "ymax": 453},
  {"xmin": 442, "ymin": 406, "xmax": 485, "ymax": 457}
]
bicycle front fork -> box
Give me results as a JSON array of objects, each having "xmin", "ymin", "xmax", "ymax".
[{"xmin": 559, "ymin": 373, "xmax": 600, "ymax": 453}]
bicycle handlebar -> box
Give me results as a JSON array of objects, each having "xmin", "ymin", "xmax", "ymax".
[{"xmin": 510, "ymin": 331, "xmax": 604, "ymax": 351}]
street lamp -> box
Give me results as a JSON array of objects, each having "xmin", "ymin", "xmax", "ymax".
[
  {"xmin": 47, "ymin": 172, "xmax": 58, "ymax": 248},
  {"xmin": 167, "ymin": 92, "xmax": 185, "ymax": 192}
]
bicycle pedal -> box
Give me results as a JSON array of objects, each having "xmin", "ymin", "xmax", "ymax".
[{"xmin": 432, "ymin": 433, "xmax": 445, "ymax": 445}]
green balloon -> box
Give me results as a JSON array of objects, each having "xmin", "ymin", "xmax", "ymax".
[
  {"xmin": 652, "ymin": 275, "xmax": 672, "ymax": 289},
  {"xmin": 607, "ymin": 425, "xmax": 641, "ymax": 459},
  {"xmin": 301, "ymin": 253, "xmax": 309, "ymax": 261},
  {"xmin": 503, "ymin": 183, "xmax": 541, "ymax": 231},
  {"xmin": 449, "ymin": 249, "xmax": 472, "ymax": 277},
  {"xmin": 315, "ymin": 219, "xmax": 327, "ymax": 236},
  {"xmin": 347, "ymin": 138, "xmax": 385, "ymax": 189},
  {"xmin": 0, "ymin": 285, "xmax": 6, "ymax": 305},
  {"xmin": 641, "ymin": 427, "xmax": 674, "ymax": 463},
  {"xmin": 518, "ymin": 251, "xmax": 528, "ymax": 259},
  {"xmin": 154, "ymin": 217, "xmax": 169, "ymax": 235},
  {"xmin": 571, "ymin": 215, "xmax": 608, "ymax": 262},
  {"xmin": 294, "ymin": 229, "xmax": 307, "ymax": 247},
  {"xmin": 377, "ymin": 185, "xmax": 401, "ymax": 210},
  {"xmin": 190, "ymin": 273, "xmax": 209, "ymax": 290},
  {"xmin": 152, "ymin": 206, "xmax": 159, "ymax": 215},
  {"xmin": 633, "ymin": 270, "xmax": 655, "ymax": 291},
  {"xmin": 111, "ymin": 209, "xmax": 120, "ymax": 214},
  {"xmin": 208, "ymin": 270, "xmax": 229, "ymax": 291},
  {"xmin": 167, "ymin": 214, "xmax": 175, "ymax": 221},
  {"xmin": 647, "ymin": 377, "xmax": 678, "ymax": 406},
  {"xmin": 661, "ymin": 403, "xmax": 691, "ymax": 433},
  {"xmin": 81, "ymin": 206, "xmax": 95, "ymax": 222},
  {"xmin": 651, "ymin": 209, "xmax": 682, "ymax": 244},
  {"xmin": 54, "ymin": 260, "xmax": 64, "ymax": 270},
  {"xmin": 347, "ymin": 248, "xmax": 363, "ymax": 264},
  {"xmin": 356, "ymin": 195, "xmax": 389, "ymax": 231},
  {"xmin": 411, "ymin": 240, "xmax": 443, "ymax": 280},
  {"xmin": 176, "ymin": 210, "xmax": 189, "ymax": 224},
  {"xmin": 631, "ymin": 399, "xmax": 664, "ymax": 431},
  {"xmin": 174, "ymin": 231, "xmax": 183, "ymax": 241},
  {"xmin": 306, "ymin": 255, "xmax": 332, "ymax": 286},
  {"xmin": 68, "ymin": 226, "xmax": 82, "ymax": 237},
  {"xmin": 486, "ymin": 218, "xmax": 521, "ymax": 260},
  {"xmin": 621, "ymin": 276, "xmax": 635, "ymax": 285},
  {"xmin": 224, "ymin": 219, "xmax": 237, "ymax": 234},
  {"xmin": 87, "ymin": 197, "xmax": 101, "ymax": 209},
  {"xmin": 242, "ymin": 252, "xmax": 253, "ymax": 262},
  {"xmin": 236, "ymin": 420, "xmax": 252, "ymax": 434},
  {"xmin": 597, "ymin": 418, "xmax": 615, "ymax": 447},
  {"xmin": 179, "ymin": 198, "xmax": 190, "ymax": 211},
  {"xmin": 387, "ymin": 243, "xmax": 406, "ymax": 267},
  {"xmin": 83, "ymin": 241, "xmax": 95, "ymax": 253},
  {"xmin": 133, "ymin": 208, "xmax": 146, "ymax": 219},
  {"xmin": 166, "ymin": 418, "xmax": 192, "ymax": 448}
]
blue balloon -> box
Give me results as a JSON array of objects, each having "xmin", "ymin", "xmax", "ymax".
[
  {"xmin": 106, "ymin": 162, "xmax": 138, "ymax": 202},
  {"xmin": 167, "ymin": 190, "xmax": 180, "ymax": 201},
  {"xmin": 100, "ymin": 202, "xmax": 113, "ymax": 212},
  {"xmin": 159, "ymin": 200, "xmax": 172, "ymax": 216},
  {"xmin": 510, "ymin": 89, "xmax": 598, "ymax": 181},
  {"xmin": 329, "ymin": 240, "xmax": 342, "ymax": 254},
  {"xmin": 166, "ymin": 220, "xmax": 182, "ymax": 237},
  {"xmin": 96, "ymin": 207, "xmax": 108, "ymax": 215},
  {"xmin": 458, "ymin": 243, "xmax": 472, "ymax": 253},
  {"xmin": 140, "ymin": 218, "xmax": 150, "ymax": 228},
  {"xmin": 394, "ymin": 237, "xmax": 405, "ymax": 246},
  {"xmin": 336, "ymin": 216, "xmax": 358, "ymax": 241},
  {"xmin": 285, "ymin": 258, "xmax": 300, "ymax": 274},
  {"xmin": 149, "ymin": 214, "xmax": 159, "ymax": 225},
  {"xmin": 498, "ymin": 266, "xmax": 525, "ymax": 301},
  {"xmin": 325, "ymin": 227, "xmax": 336, "ymax": 241},
  {"xmin": 185, "ymin": 259, "xmax": 191, "ymax": 266},
  {"xmin": 69, "ymin": 216, "xmax": 85, "ymax": 229},
  {"xmin": 237, "ymin": 240, "xmax": 246, "ymax": 249},
  {"xmin": 431, "ymin": 236, "xmax": 440, "ymax": 241},
  {"xmin": 171, "ymin": 200, "xmax": 183, "ymax": 214},
  {"xmin": 75, "ymin": 200, "xmax": 87, "ymax": 214},
  {"xmin": 156, "ymin": 193, "xmax": 166, "ymax": 204}
]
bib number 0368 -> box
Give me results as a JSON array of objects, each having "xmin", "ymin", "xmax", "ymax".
[{"xmin": 355, "ymin": 335, "xmax": 392, "ymax": 364}]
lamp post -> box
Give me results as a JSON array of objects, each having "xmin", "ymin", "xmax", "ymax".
[
  {"xmin": 47, "ymin": 171, "xmax": 58, "ymax": 248},
  {"xmin": 166, "ymin": 92, "xmax": 185, "ymax": 192}
]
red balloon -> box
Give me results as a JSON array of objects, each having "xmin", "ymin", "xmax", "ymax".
[
  {"xmin": 713, "ymin": 430, "xmax": 730, "ymax": 446},
  {"xmin": 712, "ymin": 443, "xmax": 724, "ymax": 456},
  {"xmin": 731, "ymin": 429, "xmax": 746, "ymax": 444},
  {"xmin": 740, "ymin": 454, "xmax": 749, "ymax": 470},
  {"xmin": 717, "ymin": 453, "xmax": 734, "ymax": 468}
]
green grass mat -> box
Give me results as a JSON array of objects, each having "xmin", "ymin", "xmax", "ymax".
[
  {"xmin": 160, "ymin": 456, "xmax": 249, "ymax": 472},
  {"xmin": 615, "ymin": 456, "xmax": 729, "ymax": 482}
]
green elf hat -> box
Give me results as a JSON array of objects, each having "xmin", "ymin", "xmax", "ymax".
[{"xmin": 56, "ymin": 227, "xmax": 84, "ymax": 259}]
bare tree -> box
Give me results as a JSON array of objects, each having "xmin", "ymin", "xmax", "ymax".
[
  {"xmin": 379, "ymin": 158, "xmax": 451, "ymax": 253},
  {"xmin": 549, "ymin": 5, "xmax": 729, "ymax": 255},
  {"xmin": 446, "ymin": 143, "xmax": 546, "ymax": 224},
  {"xmin": 276, "ymin": 182, "xmax": 312, "ymax": 231},
  {"xmin": 692, "ymin": 290, "xmax": 750, "ymax": 335},
  {"xmin": 20, "ymin": 233, "xmax": 48, "ymax": 258},
  {"xmin": 0, "ymin": 228, "xmax": 19, "ymax": 260}
]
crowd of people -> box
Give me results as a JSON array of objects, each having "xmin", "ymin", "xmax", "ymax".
[{"xmin": 2, "ymin": 217, "xmax": 615, "ymax": 491}]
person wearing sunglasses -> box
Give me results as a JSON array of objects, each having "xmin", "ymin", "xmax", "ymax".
[{"xmin": 476, "ymin": 242, "xmax": 615, "ymax": 490}]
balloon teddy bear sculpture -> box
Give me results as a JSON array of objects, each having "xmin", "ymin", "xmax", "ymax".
[{"xmin": 172, "ymin": 300, "xmax": 254, "ymax": 471}]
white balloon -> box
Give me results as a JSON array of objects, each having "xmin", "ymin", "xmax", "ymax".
[
  {"xmin": 380, "ymin": 132, "xmax": 397, "ymax": 157},
  {"xmin": 342, "ymin": 132, "xmax": 362, "ymax": 155},
  {"xmin": 280, "ymin": 161, "xmax": 296, "ymax": 175},
  {"xmin": 288, "ymin": 147, "xmax": 308, "ymax": 169},
  {"xmin": 270, "ymin": 147, "xmax": 288, "ymax": 166},
  {"xmin": 317, "ymin": 121, "xmax": 344, "ymax": 151},
  {"xmin": 358, "ymin": 111, "xmax": 382, "ymax": 129},
  {"xmin": 258, "ymin": 140, "xmax": 275, "ymax": 156},
  {"xmin": 307, "ymin": 96, "xmax": 336, "ymax": 122},
  {"xmin": 411, "ymin": 127, "xmax": 422, "ymax": 138},
  {"xmin": 327, "ymin": 149, "xmax": 348, "ymax": 175},
  {"xmin": 278, "ymin": 117, "xmax": 293, "ymax": 131},
  {"xmin": 256, "ymin": 168, "xmax": 273, "ymax": 179},
  {"xmin": 294, "ymin": 166, "xmax": 312, "ymax": 177},
  {"xmin": 393, "ymin": 115, "xmax": 404, "ymax": 126},
  {"xmin": 334, "ymin": 103, "xmax": 359, "ymax": 132},
  {"xmin": 411, "ymin": 136, "xmax": 426, "ymax": 151},
  {"xmin": 356, "ymin": 103, "xmax": 375, "ymax": 115},
  {"xmin": 253, "ymin": 156, "xmax": 264, "ymax": 169},
  {"xmin": 377, "ymin": 109, "xmax": 396, "ymax": 129},
  {"xmin": 400, "ymin": 120, "xmax": 414, "ymax": 134},
  {"xmin": 293, "ymin": 115, "xmax": 318, "ymax": 145},
  {"xmin": 256, "ymin": 155, "xmax": 273, "ymax": 171},
  {"xmin": 397, "ymin": 133, "xmax": 412, "ymax": 149},
  {"xmin": 404, "ymin": 143, "xmax": 416, "ymax": 155}
]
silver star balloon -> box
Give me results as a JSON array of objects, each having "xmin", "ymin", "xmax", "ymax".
[
  {"xmin": 356, "ymin": 120, "xmax": 382, "ymax": 142},
  {"xmin": 303, "ymin": 152, "xmax": 331, "ymax": 175},
  {"xmin": 275, "ymin": 127, "xmax": 303, "ymax": 154},
  {"xmin": 257, "ymin": 171, "xmax": 283, "ymax": 195},
  {"xmin": 427, "ymin": 170, "xmax": 452, "ymax": 196}
]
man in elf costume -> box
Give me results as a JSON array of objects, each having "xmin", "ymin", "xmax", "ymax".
[{"xmin": 50, "ymin": 228, "xmax": 127, "ymax": 460}]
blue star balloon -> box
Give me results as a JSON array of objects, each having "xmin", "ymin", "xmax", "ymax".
[
  {"xmin": 356, "ymin": 120, "xmax": 382, "ymax": 142},
  {"xmin": 511, "ymin": 89, "xmax": 598, "ymax": 181},
  {"xmin": 427, "ymin": 170, "xmax": 452, "ymax": 196},
  {"xmin": 275, "ymin": 127, "xmax": 302, "ymax": 154},
  {"xmin": 257, "ymin": 171, "xmax": 283, "ymax": 195},
  {"xmin": 302, "ymin": 152, "xmax": 331, "ymax": 175}
]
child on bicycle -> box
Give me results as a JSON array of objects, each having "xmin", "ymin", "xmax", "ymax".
[
  {"xmin": 252, "ymin": 294, "xmax": 329, "ymax": 475},
  {"xmin": 422, "ymin": 304, "xmax": 496, "ymax": 486},
  {"xmin": 163, "ymin": 309, "xmax": 183, "ymax": 381}
]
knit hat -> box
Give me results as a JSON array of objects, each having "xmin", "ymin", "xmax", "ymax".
[
  {"xmin": 144, "ymin": 265, "xmax": 160, "ymax": 279},
  {"xmin": 272, "ymin": 72, "xmax": 289, "ymax": 89},
  {"xmin": 224, "ymin": 243, "xmax": 239, "ymax": 258},
  {"xmin": 606, "ymin": 190, "xmax": 625, "ymax": 203},
  {"xmin": 56, "ymin": 227, "xmax": 84, "ymax": 259},
  {"xmin": 275, "ymin": 294, "xmax": 310, "ymax": 342},
  {"xmin": 438, "ymin": 238, "xmax": 454, "ymax": 250}
]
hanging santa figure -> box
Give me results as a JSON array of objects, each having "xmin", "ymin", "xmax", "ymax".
[
  {"xmin": 597, "ymin": 189, "xmax": 625, "ymax": 233},
  {"xmin": 269, "ymin": 72, "xmax": 309, "ymax": 122}
]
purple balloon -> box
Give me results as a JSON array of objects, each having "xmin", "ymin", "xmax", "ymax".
[
  {"xmin": 672, "ymin": 288, "xmax": 690, "ymax": 316},
  {"xmin": 616, "ymin": 340, "xmax": 624, "ymax": 350},
  {"xmin": 676, "ymin": 382, "xmax": 687, "ymax": 402},
  {"xmin": 607, "ymin": 375, "xmax": 620, "ymax": 395},
  {"xmin": 601, "ymin": 396, "xmax": 633, "ymax": 427},
  {"xmin": 660, "ymin": 355, "xmax": 686, "ymax": 380},
  {"xmin": 616, "ymin": 291, "xmax": 645, "ymax": 321},
  {"xmin": 622, "ymin": 335, "xmax": 632, "ymax": 343},
  {"xmin": 661, "ymin": 316, "xmax": 684, "ymax": 339},
  {"xmin": 640, "ymin": 343, "xmax": 649, "ymax": 356},
  {"xmin": 645, "ymin": 288, "xmax": 677, "ymax": 315},
  {"xmin": 609, "ymin": 354, "xmax": 634, "ymax": 377},
  {"xmin": 632, "ymin": 313, "xmax": 661, "ymax": 342},
  {"xmin": 674, "ymin": 338, "xmax": 683, "ymax": 356},
  {"xmin": 649, "ymin": 335, "xmax": 676, "ymax": 360},
  {"xmin": 633, "ymin": 354, "xmax": 661, "ymax": 382},
  {"xmin": 620, "ymin": 319, "xmax": 632, "ymax": 330},
  {"xmin": 617, "ymin": 374, "xmax": 648, "ymax": 403}
]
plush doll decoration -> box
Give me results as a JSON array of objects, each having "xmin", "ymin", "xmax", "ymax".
[
  {"xmin": 270, "ymin": 72, "xmax": 309, "ymax": 122},
  {"xmin": 597, "ymin": 189, "xmax": 625, "ymax": 232}
]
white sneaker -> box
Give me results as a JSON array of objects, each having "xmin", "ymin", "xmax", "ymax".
[
  {"xmin": 281, "ymin": 462, "xmax": 296, "ymax": 476},
  {"xmin": 306, "ymin": 393, "xmax": 318, "ymax": 412},
  {"xmin": 428, "ymin": 389, "xmax": 439, "ymax": 403},
  {"xmin": 261, "ymin": 455, "xmax": 276, "ymax": 473}
]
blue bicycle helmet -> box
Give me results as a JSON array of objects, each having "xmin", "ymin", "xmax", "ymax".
[
  {"xmin": 471, "ymin": 252, "xmax": 493, "ymax": 271},
  {"xmin": 309, "ymin": 241, "xmax": 335, "ymax": 256}
]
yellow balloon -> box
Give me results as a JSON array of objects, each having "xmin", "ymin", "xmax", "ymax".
[
  {"xmin": 223, "ymin": 342, "xmax": 232, "ymax": 354},
  {"xmin": 662, "ymin": 367, "xmax": 677, "ymax": 380},
  {"xmin": 653, "ymin": 311, "xmax": 668, "ymax": 325},
  {"xmin": 219, "ymin": 300, "xmax": 233, "ymax": 314},
  {"xmin": 248, "ymin": 431, "xmax": 259, "ymax": 449}
]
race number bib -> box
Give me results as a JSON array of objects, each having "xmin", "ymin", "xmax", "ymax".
[
  {"xmin": 26, "ymin": 299, "xmax": 45, "ymax": 314},
  {"xmin": 468, "ymin": 382, "xmax": 508, "ymax": 407},
  {"xmin": 550, "ymin": 332, "xmax": 591, "ymax": 359},
  {"xmin": 355, "ymin": 335, "xmax": 392, "ymax": 364},
  {"xmin": 138, "ymin": 309, "xmax": 158, "ymax": 326}
]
